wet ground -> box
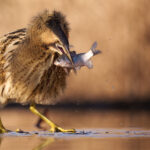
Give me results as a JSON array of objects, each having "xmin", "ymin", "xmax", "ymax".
[{"xmin": 0, "ymin": 106, "xmax": 150, "ymax": 150}]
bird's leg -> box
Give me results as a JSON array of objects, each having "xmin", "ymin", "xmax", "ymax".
[
  {"xmin": 29, "ymin": 103, "xmax": 76, "ymax": 133},
  {"xmin": 35, "ymin": 108, "xmax": 49, "ymax": 130},
  {"xmin": 0, "ymin": 118, "xmax": 7, "ymax": 133}
]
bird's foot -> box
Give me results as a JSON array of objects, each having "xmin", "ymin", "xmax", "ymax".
[
  {"xmin": 16, "ymin": 128, "xmax": 29, "ymax": 134},
  {"xmin": 0, "ymin": 128, "xmax": 7, "ymax": 133},
  {"xmin": 49, "ymin": 125, "xmax": 76, "ymax": 133},
  {"xmin": 29, "ymin": 104, "xmax": 76, "ymax": 133},
  {"xmin": 0, "ymin": 128, "xmax": 26, "ymax": 134},
  {"xmin": 0, "ymin": 127, "xmax": 10, "ymax": 133},
  {"xmin": 16, "ymin": 128, "xmax": 24, "ymax": 133}
]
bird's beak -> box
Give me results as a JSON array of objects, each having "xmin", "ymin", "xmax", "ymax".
[
  {"xmin": 56, "ymin": 43, "xmax": 74, "ymax": 65},
  {"xmin": 63, "ymin": 45, "xmax": 74, "ymax": 65}
]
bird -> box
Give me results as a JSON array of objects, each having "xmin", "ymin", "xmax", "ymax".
[{"xmin": 0, "ymin": 10, "xmax": 75, "ymax": 133}]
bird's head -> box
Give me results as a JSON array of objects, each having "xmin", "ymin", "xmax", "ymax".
[{"xmin": 27, "ymin": 10, "xmax": 73, "ymax": 64}]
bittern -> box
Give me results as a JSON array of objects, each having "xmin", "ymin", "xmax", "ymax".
[{"xmin": 0, "ymin": 10, "xmax": 75, "ymax": 133}]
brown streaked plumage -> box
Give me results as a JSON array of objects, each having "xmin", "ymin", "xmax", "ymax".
[{"xmin": 0, "ymin": 10, "xmax": 75, "ymax": 133}]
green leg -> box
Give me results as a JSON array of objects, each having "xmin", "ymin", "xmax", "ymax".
[
  {"xmin": 0, "ymin": 118, "xmax": 7, "ymax": 133},
  {"xmin": 29, "ymin": 104, "xmax": 76, "ymax": 133}
]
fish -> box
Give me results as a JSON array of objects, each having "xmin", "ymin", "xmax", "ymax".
[{"xmin": 54, "ymin": 41, "xmax": 101, "ymax": 70}]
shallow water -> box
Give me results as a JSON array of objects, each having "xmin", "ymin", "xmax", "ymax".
[{"xmin": 0, "ymin": 107, "xmax": 150, "ymax": 150}]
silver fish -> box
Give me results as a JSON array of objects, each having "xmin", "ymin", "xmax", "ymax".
[{"xmin": 54, "ymin": 41, "xmax": 101, "ymax": 70}]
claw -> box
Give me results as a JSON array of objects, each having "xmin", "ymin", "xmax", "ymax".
[
  {"xmin": 16, "ymin": 128, "xmax": 26, "ymax": 133},
  {"xmin": 49, "ymin": 125, "xmax": 76, "ymax": 133}
]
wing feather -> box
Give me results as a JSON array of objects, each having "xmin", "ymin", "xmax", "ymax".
[{"xmin": 0, "ymin": 28, "xmax": 27, "ymax": 85}]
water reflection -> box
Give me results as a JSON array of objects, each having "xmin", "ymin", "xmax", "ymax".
[
  {"xmin": 32, "ymin": 138, "xmax": 55, "ymax": 150},
  {"xmin": 0, "ymin": 136, "xmax": 56, "ymax": 150},
  {"xmin": 0, "ymin": 135, "xmax": 150, "ymax": 150},
  {"xmin": 0, "ymin": 137, "xmax": 2, "ymax": 148},
  {"xmin": 0, "ymin": 108, "xmax": 150, "ymax": 150}
]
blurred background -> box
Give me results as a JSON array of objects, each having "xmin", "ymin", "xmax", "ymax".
[
  {"xmin": 0, "ymin": 1, "xmax": 150, "ymax": 150},
  {"xmin": 0, "ymin": 0, "xmax": 150, "ymax": 105}
]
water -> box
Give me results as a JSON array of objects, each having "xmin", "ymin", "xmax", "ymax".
[{"xmin": 0, "ymin": 107, "xmax": 150, "ymax": 150}]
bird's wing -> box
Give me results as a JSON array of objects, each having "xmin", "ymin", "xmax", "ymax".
[
  {"xmin": 0, "ymin": 28, "xmax": 27, "ymax": 84},
  {"xmin": 0, "ymin": 28, "xmax": 27, "ymax": 55}
]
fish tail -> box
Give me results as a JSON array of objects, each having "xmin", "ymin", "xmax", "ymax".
[{"xmin": 91, "ymin": 41, "xmax": 101, "ymax": 55}]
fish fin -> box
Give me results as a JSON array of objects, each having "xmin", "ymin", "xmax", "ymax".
[
  {"xmin": 85, "ymin": 60, "xmax": 93, "ymax": 69},
  {"xmin": 93, "ymin": 49, "xmax": 101, "ymax": 55},
  {"xmin": 91, "ymin": 41, "xmax": 98, "ymax": 50},
  {"xmin": 91, "ymin": 41, "xmax": 102, "ymax": 55}
]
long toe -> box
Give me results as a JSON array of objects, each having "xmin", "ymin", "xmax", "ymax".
[
  {"xmin": 57, "ymin": 127, "xmax": 76, "ymax": 133},
  {"xmin": 49, "ymin": 126, "xmax": 76, "ymax": 133},
  {"xmin": 16, "ymin": 128, "xmax": 29, "ymax": 133}
]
